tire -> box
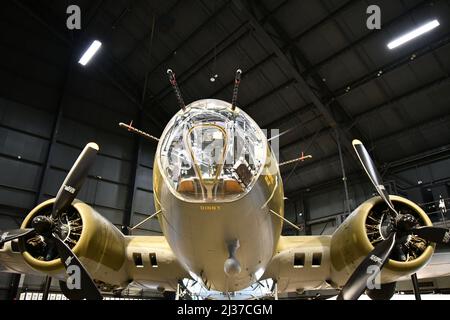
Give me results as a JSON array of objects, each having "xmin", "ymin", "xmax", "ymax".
[{"xmin": 366, "ymin": 282, "xmax": 396, "ymax": 300}]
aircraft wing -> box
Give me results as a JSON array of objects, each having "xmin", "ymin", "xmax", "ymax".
[
  {"xmin": 0, "ymin": 235, "xmax": 188, "ymax": 293},
  {"xmin": 398, "ymin": 250, "xmax": 450, "ymax": 281},
  {"xmin": 262, "ymin": 235, "xmax": 333, "ymax": 293},
  {"xmin": 124, "ymin": 235, "xmax": 189, "ymax": 291},
  {"xmin": 263, "ymin": 235, "xmax": 450, "ymax": 295},
  {"xmin": 0, "ymin": 241, "xmax": 42, "ymax": 275}
]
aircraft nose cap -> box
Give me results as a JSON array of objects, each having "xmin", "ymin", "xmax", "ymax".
[{"xmin": 224, "ymin": 257, "xmax": 241, "ymax": 276}]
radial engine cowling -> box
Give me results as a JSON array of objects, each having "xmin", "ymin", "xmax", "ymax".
[
  {"xmin": 19, "ymin": 199, "xmax": 128, "ymax": 287},
  {"xmin": 330, "ymin": 195, "xmax": 435, "ymax": 287}
]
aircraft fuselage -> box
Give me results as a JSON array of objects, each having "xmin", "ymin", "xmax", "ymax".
[{"xmin": 153, "ymin": 99, "xmax": 284, "ymax": 291}]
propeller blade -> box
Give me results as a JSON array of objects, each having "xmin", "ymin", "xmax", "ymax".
[
  {"xmin": 352, "ymin": 140, "xmax": 398, "ymax": 216},
  {"xmin": 52, "ymin": 234, "xmax": 102, "ymax": 300},
  {"xmin": 52, "ymin": 143, "xmax": 99, "ymax": 219},
  {"xmin": 337, "ymin": 232, "xmax": 396, "ymax": 300},
  {"xmin": 411, "ymin": 226, "xmax": 450, "ymax": 245},
  {"xmin": 58, "ymin": 280, "xmax": 87, "ymax": 300},
  {"xmin": 0, "ymin": 228, "xmax": 34, "ymax": 245}
]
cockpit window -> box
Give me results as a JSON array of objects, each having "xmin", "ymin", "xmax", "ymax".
[{"xmin": 158, "ymin": 99, "xmax": 266, "ymax": 202}]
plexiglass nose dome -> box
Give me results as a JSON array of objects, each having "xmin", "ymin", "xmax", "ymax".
[{"xmin": 158, "ymin": 99, "xmax": 267, "ymax": 202}]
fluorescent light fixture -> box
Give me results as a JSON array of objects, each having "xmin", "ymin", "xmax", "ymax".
[
  {"xmin": 78, "ymin": 40, "xmax": 102, "ymax": 65},
  {"xmin": 387, "ymin": 19, "xmax": 440, "ymax": 49}
]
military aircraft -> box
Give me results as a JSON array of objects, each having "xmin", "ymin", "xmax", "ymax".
[{"xmin": 1, "ymin": 69, "xmax": 449, "ymax": 300}]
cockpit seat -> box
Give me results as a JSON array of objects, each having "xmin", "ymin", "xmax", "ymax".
[
  {"xmin": 177, "ymin": 178, "xmax": 197, "ymax": 194},
  {"xmin": 177, "ymin": 178, "xmax": 244, "ymax": 196},
  {"xmin": 223, "ymin": 179, "xmax": 243, "ymax": 194}
]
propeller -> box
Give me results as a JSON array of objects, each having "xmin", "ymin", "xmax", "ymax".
[
  {"xmin": 411, "ymin": 226, "xmax": 450, "ymax": 245},
  {"xmin": 352, "ymin": 140, "xmax": 399, "ymax": 217},
  {"xmin": 337, "ymin": 233, "xmax": 396, "ymax": 300},
  {"xmin": 0, "ymin": 228, "xmax": 34, "ymax": 245},
  {"xmin": 52, "ymin": 233, "xmax": 102, "ymax": 300},
  {"xmin": 52, "ymin": 143, "xmax": 99, "ymax": 219},
  {"xmin": 0, "ymin": 143, "xmax": 102, "ymax": 300},
  {"xmin": 337, "ymin": 140, "xmax": 450, "ymax": 300}
]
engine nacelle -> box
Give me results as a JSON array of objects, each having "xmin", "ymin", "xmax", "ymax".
[
  {"xmin": 19, "ymin": 199, "xmax": 129, "ymax": 287},
  {"xmin": 330, "ymin": 195, "xmax": 435, "ymax": 287}
]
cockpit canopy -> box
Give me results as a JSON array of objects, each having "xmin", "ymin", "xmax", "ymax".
[{"xmin": 158, "ymin": 99, "xmax": 266, "ymax": 202}]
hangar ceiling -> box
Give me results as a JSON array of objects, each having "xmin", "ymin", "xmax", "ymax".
[{"xmin": 23, "ymin": 0, "xmax": 450, "ymax": 193}]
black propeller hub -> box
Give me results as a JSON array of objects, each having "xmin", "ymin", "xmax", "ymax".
[
  {"xmin": 380, "ymin": 214, "xmax": 395, "ymax": 238},
  {"xmin": 32, "ymin": 215, "xmax": 54, "ymax": 236},
  {"xmin": 396, "ymin": 214, "xmax": 418, "ymax": 232}
]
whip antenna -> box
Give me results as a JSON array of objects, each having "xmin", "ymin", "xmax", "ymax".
[
  {"xmin": 231, "ymin": 69, "xmax": 242, "ymax": 111},
  {"xmin": 167, "ymin": 69, "xmax": 186, "ymax": 111}
]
